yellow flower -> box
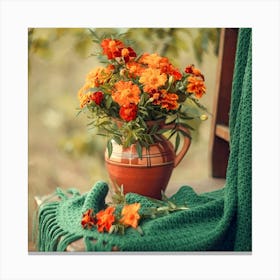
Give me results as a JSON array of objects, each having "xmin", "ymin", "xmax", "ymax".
[
  {"xmin": 86, "ymin": 66, "xmax": 112, "ymax": 87},
  {"xmin": 119, "ymin": 203, "xmax": 141, "ymax": 229},
  {"xmin": 77, "ymin": 83, "xmax": 92, "ymax": 108},
  {"xmin": 139, "ymin": 53, "xmax": 181, "ymax": 80},
  {"xmin": 139, "ymin": 53, "xmax": 163, "ymax": 68},
  {"xmin": 126, "ymin": 61, "xmax": 145, "ymax": 78},
  {"xmin": 112, "ymin": 81, "xmax": 141, "ymax": 106},
  {"xmin": 139, "ymin": 68, "xmax": 167, "ymax": 92}
]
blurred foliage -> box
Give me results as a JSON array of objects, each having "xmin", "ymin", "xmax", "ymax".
[
  {"xmin": 59, "ymin": 132, "xmax": 105, "ymax": 159},
  {"xmin": 28, "ymin": 28, "xmax": 220, "ymax": 66},
  {"xmin": 191, "ymin": 28, "xmax": 220, "ymax": 64},
  {"xmin": 126, "ymin": 28, "xmax": 220, "ymax": 64},
  {"xmin": 28, "ymin": 28, "xmax": 92, "ymax": 58},
  {"xmin": 28, "ymin": 28, "xmax": 92, "ymax": 73}
]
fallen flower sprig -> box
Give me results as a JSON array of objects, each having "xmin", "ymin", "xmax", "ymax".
[{"xmin": 81, "ymin": 185, "xmax": 189, "ymax": 235}]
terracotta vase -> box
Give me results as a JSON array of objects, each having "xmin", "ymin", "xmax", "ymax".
[{"xmin": 104, "ymin": 120, "xmax": 191, "ymax": 199}]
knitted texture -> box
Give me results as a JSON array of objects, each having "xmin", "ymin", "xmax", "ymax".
[{"xmin": 35, "ymin": 28, "xmax": 252, "ymax": 252}]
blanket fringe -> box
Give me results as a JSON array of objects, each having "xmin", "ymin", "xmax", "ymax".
[{"xmin": 33, "ymin": 189, "xmax": 83, "ymax": 252}]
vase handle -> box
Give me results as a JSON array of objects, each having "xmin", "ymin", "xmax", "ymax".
[{"xmin": 162, "ymin": 123, "xmax": 191, "ymax": 167}]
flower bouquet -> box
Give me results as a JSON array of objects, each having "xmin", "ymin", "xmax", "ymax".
[{"xmin": 77, "ymin": 31, "xmax": 208, "ymax": 158}]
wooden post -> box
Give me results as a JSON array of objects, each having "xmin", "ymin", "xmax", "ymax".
[{"xmin": 209, "ymin": 28, "xmax": 239, "ymax": 178}]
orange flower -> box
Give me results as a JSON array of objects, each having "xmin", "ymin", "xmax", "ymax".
[
  {"xmin": 121, "ymin": 47, "xmax": 136, "ymax": 63},
  {"xmin": 77, "ymin": 83, "xmax": 92, "ymax": 108},
  {"xmin": 168, "ymin": 64, "xmax": 183, "ymax": 81},
  {"xmin": 139, "ymin": 53, "xmax": 170, "ymax": 69},
  {"xmin": 185, "ymin": 64, "xmax": 194, "ymax": 74},
  {"xmin": 119, "ymin": 203, "xmax": 141, "ymax": 228},
  {"xmin": 159, "ymin": 92, "xmax": 179, "ymax": 111},
  {"xmin": 90, "ymin": 91, "xmax": 104, "ymax": 105},
  {"xmin": 139, "ymin": 53, "xmax": 182, "ymax": 80},
  {"xmin": 81, "ymin": 209, "xmax": 96, "ymax": 229},
  {"xmin": 151, "ymin": 90, "xmax": 179, "ymax": 111},
  {"xmin": 101, "ymin": 39, "xmax": 124, "ymax": 59},
  {"xmin": 139, "ymin": 68, "xmax": 167, "ymax": 92},
  {"xmin": 187, "ymin": 76, "xmax": 206, "ymax": 98},
  {"xmin": 86, "ymin": 66, "xmax": 112, "ymax": 87},
  {"xmin": 119, "ymin": 103, "xmax": 138, "ymax": 122},
  {"xmin": 185, "ymin": 64, "xmax": 205, "ymax": 81},
  {"xmin": 139, "ymin": 53, "xmax": 163, "ymax": 68},
  {"xmin": 112, "ymin": 81, "xmax": 141, "ymax": 106},
  {"xmin": 96, "ymin": 206, "xmax": 116, "ymax": 233},
  {"xmin": 126, "ymin": 61, "xmax": 145, "ymax": 78}
]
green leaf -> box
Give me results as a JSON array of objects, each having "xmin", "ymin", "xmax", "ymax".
[
  {"xmin": 188, "ymin": 96, "xmax": 209, "ymax": 113},
  {"xmin": 136, "ymin": 142, "xmax": 143, "ymax": 159},
  {"xmin": 105, "ymin": 97, "xmax": 112, "ymax": 109},
  {"xmin": 86, "ymin": 120, "xmax": 96, "ymax": 127},
  {"xmin": 179, "ymin": 122, "xmax": 194, "ymax": 131},
  {"xmin": 175, "ymin": 133, "xmax": 180, "ymax": 153},
  {"xmin": 165, "ymin": 115, "xmax": 177, "ymax": 124},
  {"xmin": 86, "ymin": 87, "xmax": 100, "ymax": 93},
  {"xmin": 109, "ymin": 225, "xmax": 116, "ymax": 234},
  {"xmin": 113, "ymin": 136, "xmax": 122, "ymax": 145},
  {"xmin": 75, "ymin": 109, "xmax": 83, "ymax": 117},
  {"xmin": 161, "ymin": 191, "xmax": 169, "ymax": 201},
  {"xmin": 167, "ymin": 200, "xmax": 177, "ymax": 210},
  {"xmin": 136, "ymin": 226, "xmax": 144, "ymax": 236},
  {"xmin": 107, "ymin": 140, "xmax": 113, "ymax": 158},
  {"xmin": 167, "ymin": 129, "xmax": 177, "ymax": 140},
  {"xmin": 178, "ymin": 113, "xmax": 194, "ymax": 120},
  {"xmin": 97, "ymin": 133, "xmax": 108, "ymax": 137},
  {"xmin": 88, "ymin": 29, "xmax": 101, "ymax": 42},
  {"xmin": 149, "ymin": 124, "xmax": 159, "ymax": 134},
  {"xmin": 157, "ymin": 128, "xmax": 171, "ymax": 135},
  {"xmin": 178, "ymin": 126, "xmax": 192, "ymax": 139}
]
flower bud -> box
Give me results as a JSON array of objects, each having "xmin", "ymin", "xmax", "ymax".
[
  {"xmin": 200, "ymin": 114, "xmax": 208, "ymax": 121},
  {"xmin": 168, "ymin": 75, "xmax": 174, "ymax": 85},
  {"xmin": 120, "ymin": 68, "xmax": 127, "ymax": 76}
]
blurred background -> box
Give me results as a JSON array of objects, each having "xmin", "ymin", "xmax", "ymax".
[{"xmin": 28, "ymin": 28, "xmax": 223, "ymax": 250}]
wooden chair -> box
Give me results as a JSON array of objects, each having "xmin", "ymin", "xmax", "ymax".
[{"xmin": 209, "ymin": 28, "xmax": 239, "ymax": 178}]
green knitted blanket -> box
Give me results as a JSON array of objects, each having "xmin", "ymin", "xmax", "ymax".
[{"xmin": 34, "ymin": 28, "xmax": 252, "ymax": 252}]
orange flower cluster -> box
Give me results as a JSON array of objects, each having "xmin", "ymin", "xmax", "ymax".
[
  {"xmin": 101, "ymin": 38, "xmax": 136, "ymax": 62},
  {"xmin": 81, "ymin": 203, "xmax": 141, "ymax": 233},
  {"xmin": 78, "ymin": 38, "xmax": 207, "ymax": 119},
  {"xmin": 187, "ymin": 76, "xmax": 206, "ymax": 99},
  {"xmin": 185, "ymin": 64, "xmax": 206, "ymax": 98},
  {"xmin": 139, "ymin": 53, "xmax": 182, "ymax": 81},
  {"xmin": 86, "ymin": 66, "xmax": 114, "ymax": 87},
  {"xmin": 77, "ymin": 35, "xmax": 208, "ymax": 148},
  {"xmin": 78, "ymin": 65, "xmax": 113, "ymax": 109},
  {"xmin": 151, "ymin": 90, "xmax": 179, "ymax": 111}
]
